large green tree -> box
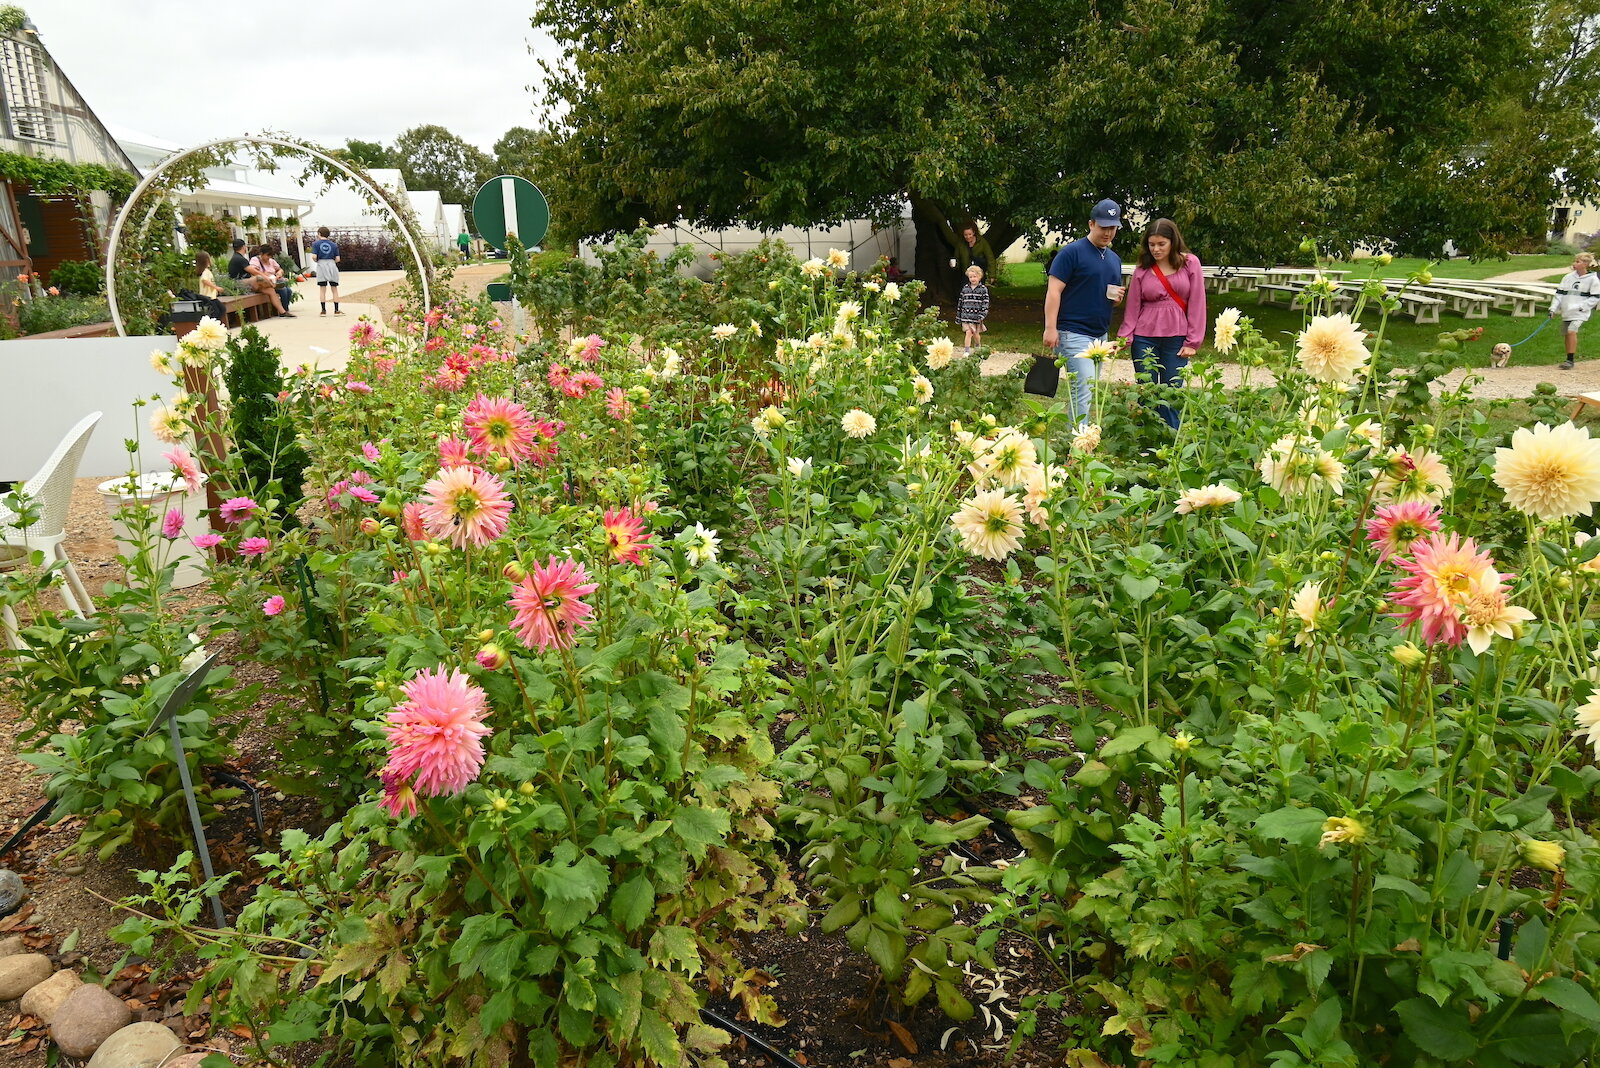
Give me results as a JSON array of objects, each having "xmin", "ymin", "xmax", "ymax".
[
  {"xmin": 493, "ymin": 126, "xmax": 548, "ymax": 181},
  {"xmin": 391, "ymin": 124, "xmax": 496, "ymax": 212},
  {"xmin": 531, "ymin": 0, "xmax": 1600, "ymax": 300}
]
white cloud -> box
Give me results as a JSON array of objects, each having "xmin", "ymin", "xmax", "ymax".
[{"xmin": 31, "ymin": 0, "xmax": 560, "ymax": 152}]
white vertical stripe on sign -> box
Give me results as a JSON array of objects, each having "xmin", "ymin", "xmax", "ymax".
[{"xmin": 502, "ymin": 180, "xmax": 520, "ymax": 241}]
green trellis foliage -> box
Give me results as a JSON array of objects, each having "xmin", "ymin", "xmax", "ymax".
[{"xmin": 223, "ymin": 325, "xmax": 309, "ymax": 525}]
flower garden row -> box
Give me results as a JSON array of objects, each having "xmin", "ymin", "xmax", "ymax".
[{"xmin": 4, "ymin": 232, "xmax": 1600, "ymax": 1066}]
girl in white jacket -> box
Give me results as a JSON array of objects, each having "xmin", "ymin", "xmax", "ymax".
[{"xmin": 1550, "ymin": 253, "xmax": 1600, "ymax": 369}]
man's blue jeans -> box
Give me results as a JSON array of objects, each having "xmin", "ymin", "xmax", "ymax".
[
  {"xmin": 1055, "ymin": 331, "xmax": 1103, "ymax": 425},
  {"xmin": 1131, "ymin": 334, "xmax": 1187, "ymax": 429}
]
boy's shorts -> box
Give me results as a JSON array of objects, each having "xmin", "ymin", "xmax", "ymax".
[{"xmin": 315, "ymin": 260, "xmax": 340, "ymax": 286}]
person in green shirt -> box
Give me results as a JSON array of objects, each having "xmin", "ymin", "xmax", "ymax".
[{"xmin": 457, "ymin": 232, "xmax": 471, "ymax": 261}]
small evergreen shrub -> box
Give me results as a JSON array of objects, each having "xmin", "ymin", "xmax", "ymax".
[{"xmin": 223, "ymin": 325, "xmax": 309, "ymax": 523}]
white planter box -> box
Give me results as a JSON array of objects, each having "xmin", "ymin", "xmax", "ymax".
[{"xmin": 96, "ymin": 471, "xmax": 210, "ymax": 590}]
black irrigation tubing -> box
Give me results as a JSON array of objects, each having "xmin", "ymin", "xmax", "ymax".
[
  {"xmin": 210, "ymin": 770, "xmax": 265, "ymax": 839},
  {"xmin": 293, "ymin": 554, "xmax": 331, "ymax": 715},
  {"xmin": 0, "ymin": 798, "xmax": 55, "ymax": 860},
  {"xmin": 1498, "ymin": 916, "xmax": 1517, "ymax": 961},
  {"xmin": 699, "ymin": 1007, "xmax": 806, "ymax": 1068}
]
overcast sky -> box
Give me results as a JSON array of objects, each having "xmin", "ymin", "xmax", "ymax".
[{"xmin": 31, "ymin": 1, "xmax": 560, "ymax": 152}]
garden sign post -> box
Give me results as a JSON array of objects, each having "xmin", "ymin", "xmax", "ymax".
[
  {"xmin": 471, "ymin": 175, "xmax": 550, "ymax": 250},
  {"xmin": 144, "ymin": 651, "xmax": 227, "ymax": 928}
]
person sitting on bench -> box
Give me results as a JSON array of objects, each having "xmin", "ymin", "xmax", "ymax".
[{"xmin": 227, "ymin": 238, "xmax": 292, "ymax": 318}]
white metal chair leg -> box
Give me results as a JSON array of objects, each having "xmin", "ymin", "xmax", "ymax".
[
  {"xmin": 1, "ymin": 602, "xmax": 20, "ymax": 651},
  {"xmin": 55, "ymin": 548, "xmax": 94, "ymax": 617}
]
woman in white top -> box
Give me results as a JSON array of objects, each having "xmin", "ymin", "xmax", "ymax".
[{"xmin": 1550, "ymin": 252, "xmax": 1600, "ymax": 369}]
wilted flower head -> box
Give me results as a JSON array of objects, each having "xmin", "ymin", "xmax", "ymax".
[
  {"xmin": 1520, "ymin": 838, "xmax": 1566, "ymax": 872},
  {"xmin": 163, "ymin": 445, "xmax": 203, "ymax": 494},
  {"xmin": 1295, "ymin": 314, "xmax": 1370, "ymax": 383},
  {"xmin": 1289, "ymin": 581, "xmax": 1325, "ymax": 646},
  {"xmin": 1493, "ymin": 421, "xmax": 1600, "ymax": 521},
  {"xmin": 951, "ymin": 488, "xmax": 1026, "ymax": 560},
  {"xmin": 1071, "ymin": 423, "xmax": 1102, "ymax": 454},
  {"xmin": 1319, "ymin": 815, "xmax": 1368, "ymax": 849},
  {"xmin": 1175, "ymin": 483, "xmax": 1242, "ymax": 515}
]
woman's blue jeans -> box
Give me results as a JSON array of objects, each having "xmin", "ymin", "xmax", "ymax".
[{"xmin": 1132, "ymin": 334, "xmax": 1187, "ymax": 430}]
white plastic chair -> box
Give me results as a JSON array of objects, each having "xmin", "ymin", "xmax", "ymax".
[{"xmin": 0, "ymin": 411, "xmax": 102, "ymax": 633}]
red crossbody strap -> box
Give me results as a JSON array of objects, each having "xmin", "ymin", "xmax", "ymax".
[{"xmin": 1151, "ymin": 264, "xmax": 1187, "ymax": 314}]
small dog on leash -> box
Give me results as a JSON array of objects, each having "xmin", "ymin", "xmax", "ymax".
[{"xmin": 1490, "ymin": 342, "xmax": 1513, "ymax": 368}]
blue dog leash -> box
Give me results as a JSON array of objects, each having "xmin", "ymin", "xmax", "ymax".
[{"xmin": 1508, "ymin": 316, "xmax": 1555, "ymax": 348}]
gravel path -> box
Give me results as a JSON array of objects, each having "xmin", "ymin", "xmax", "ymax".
[
  {"xmin": 976, "ymin": 350, "xmax": 1600, "ymax": 402},
  {"xmin": 1487, "ymin": 268, "xmax": 1566, "ymax": 283}
]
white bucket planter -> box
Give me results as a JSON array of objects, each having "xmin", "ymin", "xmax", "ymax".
[{"xmin": 96, "ymin": 471, "xmax": 211, "ymax": 590}]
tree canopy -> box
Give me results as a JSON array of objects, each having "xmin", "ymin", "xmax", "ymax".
[
  {"xmin": 530, "ymin": 0, "xmax": 1600, "ymax": 297},
  {"xmin": 391, "ymin": 124, "xmax": 496, "ymax": 212},
  {"xmin": 493, "ymin": 126, "xmax": 547, "ymax": 182}
]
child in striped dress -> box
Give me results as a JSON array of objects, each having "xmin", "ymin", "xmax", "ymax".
[{"xmin": 957, "ymin": 264, "xmax": 990, "ymax": 354}]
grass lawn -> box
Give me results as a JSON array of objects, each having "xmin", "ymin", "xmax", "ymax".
[{"xmin": 957, "ymin": 255, "xmax": 1580, "ymax": 367}]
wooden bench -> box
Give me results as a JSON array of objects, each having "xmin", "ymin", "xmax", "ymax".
[
  {"xmin": 21, "ymin": 322, "xmax": 115, "ymax": 339},
  {"xmin": 1256, "ymin": 282, "xmax": 1310, "ymax": 308},
  {"xmin": 1571, "ymin": 392, "xmax": 1600, "ymax": 420},
  {"xmin": 219, "ymin": 292, "xmax": 276, "ymax": 328},
  {"xmin": 1405, "ymin": 285, "xmax": 1490, "ymax": 319},
  {"xmin": 1420, "ymin": 280, "xmax": 1543, "ymax": 317}
]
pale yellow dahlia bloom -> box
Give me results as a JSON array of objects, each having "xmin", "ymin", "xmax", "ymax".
[
  {"xmin": 1072, "ymin": 423, "xmax": 1102, "ymax": 454},
  {"xmin": 1373, "ymin": 447, "xmax": 1453, "ymax": 505},
  {"xmin": 951, "ymin": 489, "xmax": 1026, "ymax": 560},
  {"xmin": 926, "ymin": 337, "xmax": 956, "ymax": 370},
  {"xmin": 1460, "ymin": 584, "xmax": 1535, "ymax": 655},
  {"xmin": 1260, "ymin": 434, "xmax": 1344, "ymax": 496},
  {"xmin": 1520, "ymin": 838, "xmax": 1565, "ymax": 872},
  {"xmin": 1213, "ymin": 308, "xmax": 1242, "ymax": 354},
  {"xmin": 1289, "ymin": 581, "xmax": 1323, "ymax": 646},
  {"xmin": 1295, "ymin": 313, "xmax": 1370, "ymax": 383},
  {"xmin": 912, "ymin": 375, "xmax": 934, "ymax": 405},
  {"xmin": 189, "ymin": 316, "xmax": 228, "ymax": 351},
  {"xmin": 1175, "ymin": 483, "xmax": 1242, "ymax": 514},
  {"xmin": 1493, "ymin": 421, "xmax": 1600, "ymax": 521},
  {"xmin": 711, "ymin": 323, "xmax": 738, "ymax": 340},
  {"xmin": 840, "ymin": 409, "xmax": 876, "ymax": 439},
  {"xmin": 1574, "ymin": 695, "xmax": 1600, "ymax": 760},
  {"xmin": 826, "ymin": 248, "xmax": 850, "ymax": 269}
]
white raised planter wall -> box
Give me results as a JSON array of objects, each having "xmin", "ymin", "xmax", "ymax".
[{"xmin": 96, "ymin": 471, "xmax": 210, "ymax": 589}]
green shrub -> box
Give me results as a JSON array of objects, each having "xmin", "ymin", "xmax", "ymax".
[
  {"xmin": 182, "ymin": 213, "xmax": 234, "ymax": 258},
  {"xmin": 17, "ymin": 293, "xmax": 109, "ymax": 334},
  {"xmin": 47, "ymin": 259, "xmax": 104, "ymax": 296}
]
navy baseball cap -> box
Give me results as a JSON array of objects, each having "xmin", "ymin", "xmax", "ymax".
[{"xmin": 1091, "ymin": 199, "xmax": 1122, "ymax": 227}]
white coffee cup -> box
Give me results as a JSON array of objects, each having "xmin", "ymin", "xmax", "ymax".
[{"xmin": 1106, "ymin": 284, "xmax": 1125, "ymax": 302}]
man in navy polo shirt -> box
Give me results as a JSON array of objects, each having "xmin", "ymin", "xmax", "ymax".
[{"xmin": 1037, "ymin": 198, "xmax": 1125, "ymax": 424}]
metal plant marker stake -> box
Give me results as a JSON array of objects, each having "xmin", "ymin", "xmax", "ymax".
[{"xmin": 145, "ymin": 651, "xmax": 227, "ymax": 927}]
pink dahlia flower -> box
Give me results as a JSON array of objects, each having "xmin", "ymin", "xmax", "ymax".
[
  {"xmin": 605, "ymin": 388, "xmax": 634, "ymax": 420},
  {"xmin": 219, "ymin": 497, "xmax": 259, "ymax": 525},
  {"xmin": 419, "ymin": 466, "xmax": 513, "ymax": 548},
  {"xmin": 163, "ymin": 445, "xmax": 203, "ymax": 494},
  {"xmin": 263, "ymin": 595, "xmax": 286, "ymax": 616},
  {"xmin": 239, "ymin": 536, "xmax": 270, "ymax": 556},
  {"xmin": 1390, "ymin": 532, "xmax": 1500, "ymax": 646},
  {"xmin": 193, "ymin": 533, "xmax": 224, "ymax": 550},
  {"xmin": 547, "ymin": 362, "xmax": 571, "ymax": 391},
  {"xmin": 1365, "ymin": 500, "xmax": 1443, "ymax": 562},
  {"xmin": 161, "ymin": 508, "xmax": 185, "ymax": 539},
  {"xmin": 507, "ymin": 556, "xmax": 598, "ymax": 652},
  {"xmin": 402, "ymin": 501, "xmax": 429, "ymax": 541},
  {"xmin": 362, "ymin": 441, "xmax": 381, "ymax": 463},
  {"xmin": 603, "ymin": 507, "xmax": 653, "ymax": 565},
  {"xmin": 379, "ymin": 667, "xmax": 492, "ymax": 810},
  {"xmin": 438, "ymin": 436, "xmax": 473, "ymax": 469},
  {"xmin": 464, "ymin": 394, "xmax": 538, "ymax": 465}
]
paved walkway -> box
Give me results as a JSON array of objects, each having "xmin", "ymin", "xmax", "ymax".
[
  {"xmin": 246, "ymin": 271, "xmax": 403, "ymax": 374},
  {"xmin": 1487, "ymin": 268, "xmax": 1565, "ymax": 283},
  {"xmin": 977, "ymin": 350, "xmax": 1600, "ymax": 402}
]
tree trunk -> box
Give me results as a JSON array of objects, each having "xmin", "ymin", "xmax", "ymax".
[{"xmin": 909, "ymin": 192, "xmax": 1026, "ymax": 306}]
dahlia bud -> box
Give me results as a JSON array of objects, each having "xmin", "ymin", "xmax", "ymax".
[
  {"xmin": 1172, "ymin": 730, "xmax": 1195, "ymax": 753},
  {"xmin": 434, "ymin": 403, "xmax": 447, "ymax": 418},
  {"xmin": 359, "ymin": 517, "xmax": 381, "ymax": 536},
  {"xmin": 503, "ymin": 560, "xmax": 527, "ymax": 582},
  {"xmin": 492, "ymin": 455, "xmax": 513, "ymax": 472},
  {"xmin": 1298, "ymin": 236, "xmax": 1316, "ymax": 254},
  {"xmin": 1418, "ymin": 270, "xmax": 1433, "ymax": 285},
  {"xmin": 518, "ymin": 781, "xmax": 536, "ymax": 796},
  {"xmin": 1521, "ymin": 838, "xmax": 1565, "ymax": 872},
  {"xmin": 1376, "ymin": 253, "xmax": 1393, "ymax": 266},
  {"xmin": 1391, "ymin": 642, "xmax": 1425, "ymax": 668},
  {"xmin": 477, "ymin": 628, "xmax": 496, "ymax": 643},
  {"xmin": 378, "ymin": 493, "xmax": 403, "ymax": 519},
  {"xmin": 476, "ymin": 644, "xmax": 508, "ymax": 671},
  {"xmin": 491, "ymin": 795, "xmax": 510, "ymax": 812},
  {"xmin": 374, "ymin": 680, "xmax": 388, "ymax": 692}
]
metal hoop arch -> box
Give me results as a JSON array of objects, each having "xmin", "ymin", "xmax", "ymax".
[{"xmin": 103, "ymin": 134, "xmax": 432, "ymax": 336}]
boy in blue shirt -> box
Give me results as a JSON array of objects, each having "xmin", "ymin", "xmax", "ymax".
[
  {"xmin": 311, "ymin": 226, "xmax": 342, "ymax": 316},
  {"xmin": 1036, "ymin": 199, "xmax": 1125, "ymax": 423}
]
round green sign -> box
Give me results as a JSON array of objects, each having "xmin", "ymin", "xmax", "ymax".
[{"xmin": 471, "ymin": 175, "xmax": 549, "ymax": 250}]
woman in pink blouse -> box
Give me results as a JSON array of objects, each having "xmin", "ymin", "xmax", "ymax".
[{"xmin": 1118, "ymin": 219, "xmax": 1206, "ymax": 429}]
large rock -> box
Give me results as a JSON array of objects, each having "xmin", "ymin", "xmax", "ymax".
[
  {"xmin": 84, "ymin": 1022, "xmax": 181, "ymax": 1068},
  {"xmin": 51, "ymin": 983, "xmax": 134, "ymax": 1058},
  {"xmin": 0, "ymin": 952, "xmax": 52, "ymax": 999},
  {"xmin": 0, "ymin": 934, "xmax": 24, "ymax": 958},
  {"xmin": 19, "ymin": 968, "xmax": 81, "ymax": 1024}
]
